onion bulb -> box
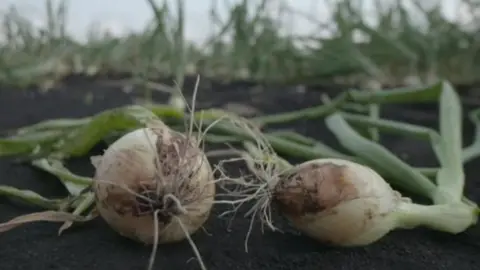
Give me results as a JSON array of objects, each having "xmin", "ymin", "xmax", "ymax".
[
  {"xmin": 91, "ymin": 119, "xmax": 215, "ymax": 245},
  {"xmin": 246, "ymin": 158, "xmax": 477, "ymax": 247}
]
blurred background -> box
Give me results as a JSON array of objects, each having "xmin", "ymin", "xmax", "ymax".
[{"xmin": 0, "ymin": 0, "xmax": 478, "ymax": 89}]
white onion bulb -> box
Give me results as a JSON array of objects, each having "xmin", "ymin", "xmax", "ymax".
[
  {"xmin": 91, "ymin": 120, "xmax": 215, "ymax": 244},
  {"xmin": 271, "ymin": 158, "xmax": 477, "ymax": 246}
]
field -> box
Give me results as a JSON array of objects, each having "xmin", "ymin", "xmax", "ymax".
[
  {"xmin": 1, "ymin": 75, "xmax": 479, "ymax": 270},
  {"xmin": 1, "ymin": 1, "xmax": 480, "ymax": 270}
]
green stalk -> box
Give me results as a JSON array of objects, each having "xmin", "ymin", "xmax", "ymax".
[
  {"xmin": 462, "ymin": 144, "xmax": 480, "ymax": 163},
  {"xmin": 13, "ymin": 118, "xmax": 90, "ymax": 135},
  {"xmin": 394, "ymin": 201, "xmax": 477, "ymax": 234},
  {"xmin": 31, "ymin": 158, "xmax": 92, "ymax": 196},
  {"xmin": 252, "ymin": 92, "xmax": 348, "ymax": 125},
  {"xmin": 0, "ymin": 130, "xmax": 65, "ymax": 157},
  {"xmin": 243, "ymin": 141, "xmax": 292, "ymax": 172},
  {"xmin": 433, "ymin": 82, "xmax": 464, "ymax": 204},
  {"xmin": 205, "ymin": 121, "xmax": 359, "ymax": 162},
  {"xmin": 268, "ymin": 130, "xmax": 319, "ymax": 146},
  {"xmin": 55, "ymin": 105, "xmax": 159, "ymax": 157},
  {"xmin": 462, "ymin": 108, "xmax": 480, "ymax": 163},
  {"xmin": 342, "ymin": 112, "xmax": 441, "ymax": 141},
  {"xmin": 366, "ymin": 84, "xmax": 381, "ymax": 142},
  {"xmin": 325, "ymin": 113, "xmax": 438, "ymax": 200},
  {"xmin": 0, "ymin": 185, "xmax": 62, "ymax": 210},
  {"xmin": 58, "ymin": 192, "xmax": 96, "ymax": 234},
  {"xmin": 187, "ymin": 118, "xmax": 439, "ymax": 178},
  {"xmin": 252, "ymin": 82, "xmax": 445, "ymax": 126}
]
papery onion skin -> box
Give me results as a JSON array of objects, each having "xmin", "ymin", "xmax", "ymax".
[
  {"xmin": 272, "ymin": 158, "xmax": 404, "ymax": 246},
  {"xmin": 92, "ymin": 123, "xmax": 215, "ymax": 245}
]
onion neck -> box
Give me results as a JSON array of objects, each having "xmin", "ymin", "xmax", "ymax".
[{"xmin": 394, "ymin": 201, "xmax": 478, "ymax": 234}]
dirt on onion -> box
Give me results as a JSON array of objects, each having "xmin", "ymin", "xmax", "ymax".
[
  {"xmin": 90, "ymin": 79, "xmax": 230, "ymax": 270},
  {"xmin": 91, "ymin": 120, "xmax": 216, "ymax": 245},
  {"xmin": 218, "ymin": 118, "xmax": 478, "ymax": 250}
]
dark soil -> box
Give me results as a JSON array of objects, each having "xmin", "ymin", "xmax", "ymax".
[{"xmin": 1, "ymin": 75, "xmax": 480, "ymax": 270}]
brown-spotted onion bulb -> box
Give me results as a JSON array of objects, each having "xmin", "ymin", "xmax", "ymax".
[
  {"xmin": 269, "ymin": 158, "xmax": 476, "ymax": 246},
  {"xmin": 91, "ymin": 120, "xmax": 215, "ymax": 244}
]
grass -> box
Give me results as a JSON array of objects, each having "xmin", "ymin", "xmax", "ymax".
[{"xmin": 0, "ymin": 0, "xmax": 479, "ymax": 94}]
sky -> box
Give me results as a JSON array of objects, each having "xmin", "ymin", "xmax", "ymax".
[{"xmin": 0, "ymin": 0, "xmax": 473, "ymax": 44}]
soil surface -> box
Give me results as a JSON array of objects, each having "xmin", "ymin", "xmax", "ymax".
[{"xmin": 1, "ymin": 75, "xmax": 480, "ymax": 270}]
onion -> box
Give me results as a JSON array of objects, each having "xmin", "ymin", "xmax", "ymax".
[
  {"xmin": 240, "ymin": 157, "xmax": 477, "ymax": 247},
  {"xmin": 91, "ymin": 119, "xmax": 215, "ymax": 245}
]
